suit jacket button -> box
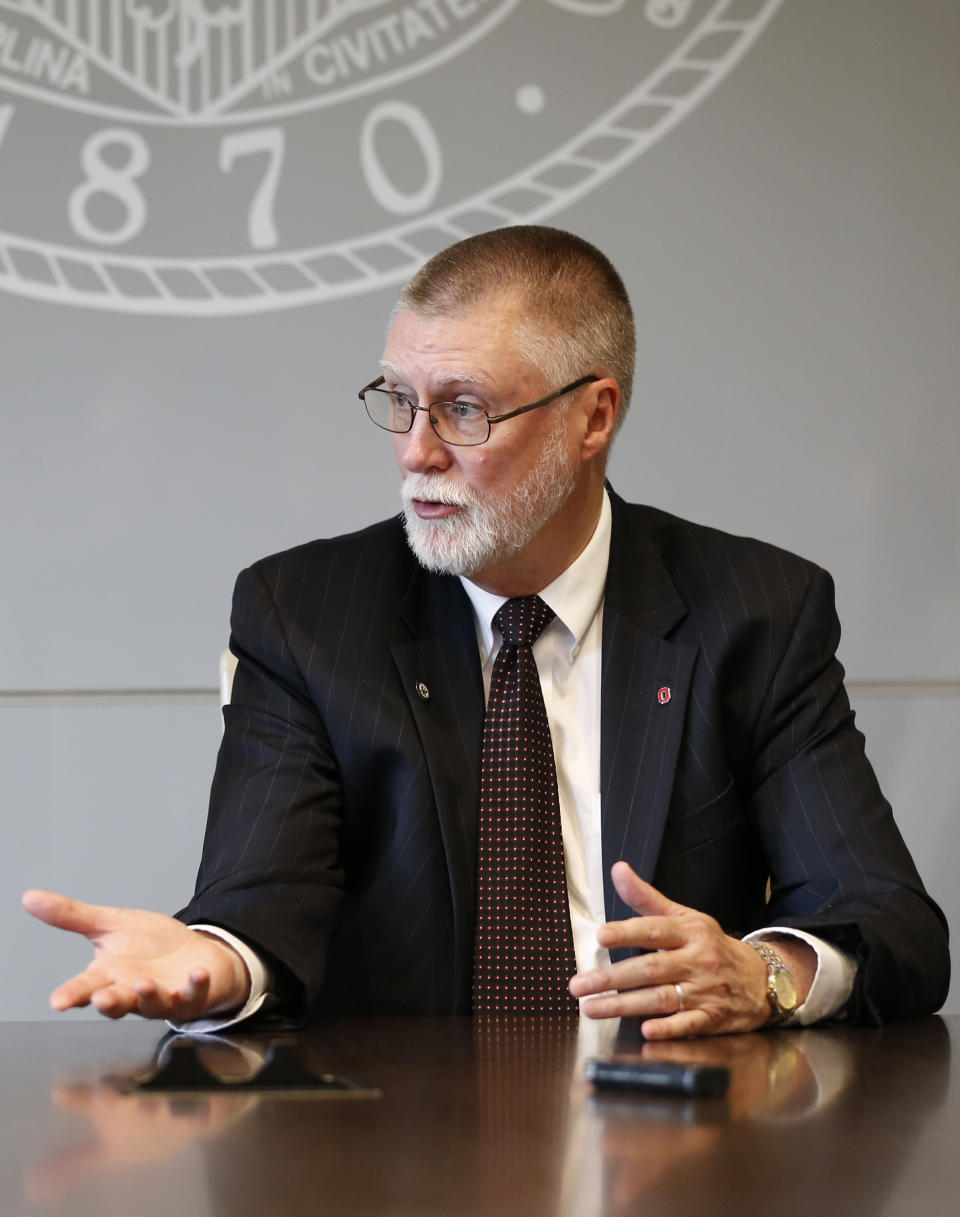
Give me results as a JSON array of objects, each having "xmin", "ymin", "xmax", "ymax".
[{"xmin": 416, "ymin": 681, "xmax": 430, "ymax": 700}]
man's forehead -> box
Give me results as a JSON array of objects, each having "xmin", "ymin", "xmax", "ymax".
[
  {"xmin": 380, "ymin": 303, "xmax": 540, "ymax": 387},
  {"xmin": 385, "ymin": 299, "xmax": 523, "ymax": 341}
]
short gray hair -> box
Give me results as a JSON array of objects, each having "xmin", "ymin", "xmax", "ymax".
[{"xmin": 397, "ymin": 226, "xmax": 635, "ymax": 426}]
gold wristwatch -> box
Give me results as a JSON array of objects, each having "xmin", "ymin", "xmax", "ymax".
[{"xmin": 749, "ymin": 941, "xmax": 799, "ymax": 1025}]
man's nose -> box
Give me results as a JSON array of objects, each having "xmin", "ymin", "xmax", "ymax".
[{"xmin": 395, "ymin": 408, "xmax": 453, "ymax": 474}]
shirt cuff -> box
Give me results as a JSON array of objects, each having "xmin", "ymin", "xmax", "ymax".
[
  {"xmin": 743, "ymin": 926, "xmax": 856, "ymax": 1026},
  {"xmin": 166, "ymin": 925, "xmax": 273, "ymax": 1036}
]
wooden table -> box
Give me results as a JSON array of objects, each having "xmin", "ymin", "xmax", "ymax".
[{"xmin": 1, "ymin": 1015, "xmax": 955, "ymax": 1217}]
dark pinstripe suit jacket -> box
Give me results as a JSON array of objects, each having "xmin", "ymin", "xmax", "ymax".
[{"xmin": 178, "ymin": 490, "xmax": 949, "ymax": 1024}]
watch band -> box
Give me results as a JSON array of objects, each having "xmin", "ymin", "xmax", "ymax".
[{"xmin": 749, "ymin": 941, "xmax": 798, "ymax": 1026}]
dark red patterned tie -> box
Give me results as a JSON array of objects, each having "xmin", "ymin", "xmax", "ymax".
[{"xmin": 473, "ymin": 595, "xmax": 578, "ymax": 1014}]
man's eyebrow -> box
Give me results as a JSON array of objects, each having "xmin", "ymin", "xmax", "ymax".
[{"xmin": 378, "ymin": 361, "xmax": 488, "ymax": 390}]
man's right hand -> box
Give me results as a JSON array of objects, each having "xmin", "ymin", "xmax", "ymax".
[{"xmin": 21, "ymin": 891, "xmax": 250, "ymax": 1021}]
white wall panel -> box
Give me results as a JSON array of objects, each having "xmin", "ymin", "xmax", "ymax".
[{"xmin": 3, "ymin": 699, "xmax": 217, "ymax": 1020}]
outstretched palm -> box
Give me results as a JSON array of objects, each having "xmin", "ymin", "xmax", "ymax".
[{"xmin": 22, "ymin": 891, "xmax": 248, "ymax": 1021}]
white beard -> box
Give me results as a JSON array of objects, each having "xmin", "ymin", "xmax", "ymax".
[{"xmin": 400, "ymin": 416, "xmax": 577, "ymax": 578}]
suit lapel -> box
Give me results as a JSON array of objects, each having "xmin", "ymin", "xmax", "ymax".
[
  {"xmin": 391, "ymin": 567, "xmax": 484, "ymax": 997},
  {"xmin": 601, "ymin": 494, "xmax": 698, "ymax": 934}
]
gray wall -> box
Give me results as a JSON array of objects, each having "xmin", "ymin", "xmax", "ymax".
[{"xmin": 2, "ymin": 0, "xmax": 957, "ymax": 1018}]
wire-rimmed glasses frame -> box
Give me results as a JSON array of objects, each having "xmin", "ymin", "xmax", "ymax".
[{"xmin": 359, "ymin": 374, "xmax": 599, "ymax": 447}]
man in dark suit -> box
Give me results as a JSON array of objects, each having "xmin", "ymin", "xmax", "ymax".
[{"xmin": 24, "ymin": 226, "xmax": 949, "ymax": 1036}]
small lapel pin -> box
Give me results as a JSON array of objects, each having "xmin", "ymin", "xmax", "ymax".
[
  {"xmin": 657, "ymin": 686, "xmax": 671, "ymax": 705},
  {"xmin": 415, "ymin": 681, "xmax": 430, "ymax": 701}
]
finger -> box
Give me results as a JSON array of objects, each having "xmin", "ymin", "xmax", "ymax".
[
  {"xmin": 22, "ymin": 890, "xmax": 112, "ymax": 938},
  {"xmin": 640, "ymin": 1009, "xmax": 713, "ymax": 1041},
  {"xmin": 571, "ymin": 951, "xmax": 679, "ymax": 999},
  {"xmin": 91, "ymin": 983, "xmax": 139, "ymax": 1020},
  {"xmin": 580, "ymin": 981, "xmax": 688, "ymax": 1021},
  {"xmin": 582, "ymin": 987, "xmax": 712, "ymax": 1039},
  {"xmin": 49, "ymin": 971, "xmax": 105, "ymax": 1011},
  {"xmin": 132, "ymin": 978, "xmax": 171, "ymax": 1020},
  {"xmin": 170, "ymin": 969, "xmax": 212, "ymax": 1019},
  {"xmin": 610, "ymin": 863, "xmax": 689, "ymax": 918},
  {"xmin": 597, "ymin": 914, "xmax": 689, "ymax": 952}
]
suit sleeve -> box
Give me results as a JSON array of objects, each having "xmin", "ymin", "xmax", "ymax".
[
  {"xmin": 747, "ymin": 567, "xmax": 949, "ymax": 1023},
  {"xmin": 175, "ymin": 564, "xmax": 344, "ymax": 1022}
]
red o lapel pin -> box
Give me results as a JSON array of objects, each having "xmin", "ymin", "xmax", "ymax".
[{"xmin": 657, "ymin": 686, "xmax": 672, "ymax": 705}]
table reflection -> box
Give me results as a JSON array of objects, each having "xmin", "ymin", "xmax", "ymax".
[{"xmin": 19, "ymin": 1017, "xmax": 950, "ymax": 1217}]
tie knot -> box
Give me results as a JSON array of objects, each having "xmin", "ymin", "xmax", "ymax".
[{"xmin": 494, "ymin": 596, "xmax": 555, "ymax": 647}]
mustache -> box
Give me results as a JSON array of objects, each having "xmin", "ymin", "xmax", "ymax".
[{"xmin": 401, "ymin": 474, "xmax": 479, "ymax": 509}]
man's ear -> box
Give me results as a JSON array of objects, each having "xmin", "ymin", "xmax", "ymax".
[{"xmin": 578, "ymin": 379, "xmax": 620, "ymax": 464}]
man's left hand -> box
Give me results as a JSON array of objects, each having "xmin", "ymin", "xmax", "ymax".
[{"xmin": 568, "ymin": 861, "xmax": 805, "ymax": 1039}]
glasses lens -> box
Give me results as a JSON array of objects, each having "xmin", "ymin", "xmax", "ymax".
[
  {"xmin": 364, "ymin": 387, "xmax": 412, "ymax": 434},
  {"xmin": 432, "ymin": 401, "xmax": 490, "ymax": 446}
]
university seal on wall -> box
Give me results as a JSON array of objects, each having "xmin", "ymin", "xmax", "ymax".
[{"xmin": 0, "ymin": 0, "xmax": 784, "ymax": 314}]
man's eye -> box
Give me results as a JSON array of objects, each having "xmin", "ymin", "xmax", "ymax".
[
  {"xmin": 390, "ymin": 392, "xmax": 414, "ymax": 409},
  {"xmin": 450, "ymin": 401, "xmax": 481, "ymax": 418}
]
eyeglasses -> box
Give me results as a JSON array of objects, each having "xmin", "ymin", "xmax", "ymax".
[{"xmin": 359, "ymin": 374, "xmax": 598, "ymax": 447}]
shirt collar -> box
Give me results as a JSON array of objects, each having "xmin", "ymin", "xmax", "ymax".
[{"xmin": 460, "ymin": 488, "xmax": 612, "ymax": 664}]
